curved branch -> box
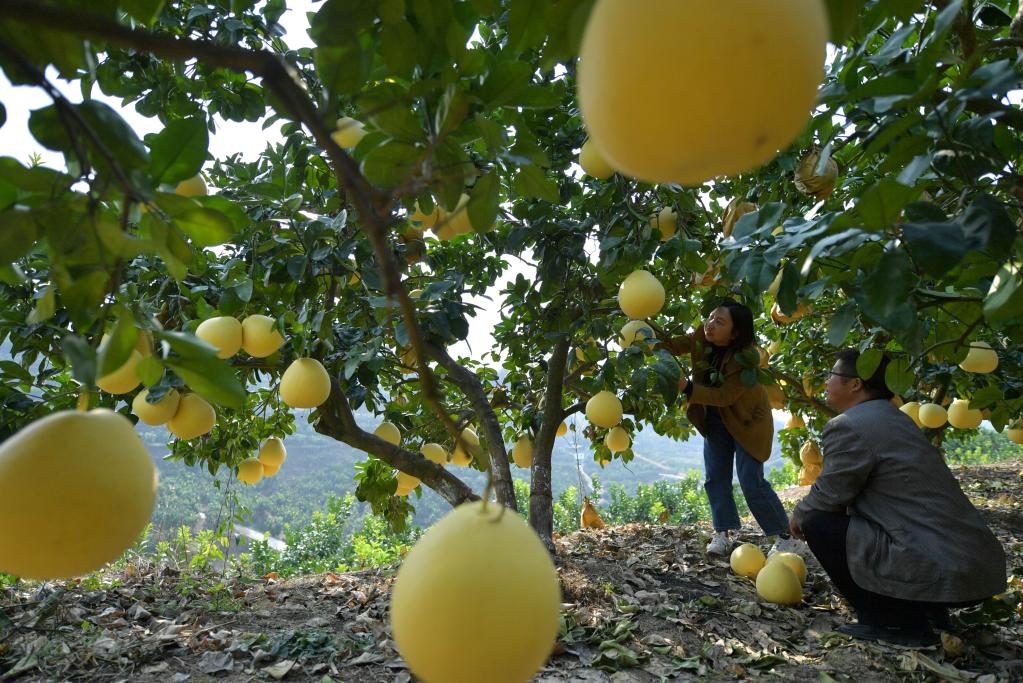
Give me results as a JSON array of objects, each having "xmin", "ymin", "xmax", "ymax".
[
  {"xmin": 424, "ymin": 342, "xmax": 516, "ymax": 509},
  {"xmin": 314, "ymin": 378, "xmax": 478, "ymax": 507}
]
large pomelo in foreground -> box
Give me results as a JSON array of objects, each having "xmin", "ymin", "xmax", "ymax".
[
  {"xmin": 0, "ymin": 410, "xmax": 157, "ymax": 579},
  {"xmin": 390, "ymin": 501, "xmax": 561, "ymax": 683},
  {"xmin": 578, "ymin": 0, "xmax": 827, "ymax": 185},
  {"xmin": 756, "ymin": 560, "xmax": 802, "ymax": 605},
  {"xmin": 241, "ymin": 314, "xmax": 285, "ymax": 357},
  {"xmin": 195, "ymin": 316, "xmax": 243, "ymax": 359}
]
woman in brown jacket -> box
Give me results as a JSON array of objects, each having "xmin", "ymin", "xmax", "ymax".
[{"xmin": 664, "ymin": 299, "xmax": 794, "ymax": 556}]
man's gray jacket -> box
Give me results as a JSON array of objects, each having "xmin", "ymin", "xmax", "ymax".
[{"xmin": 793, "ymin": 399, "xmax": 1006, "ymax": 603}]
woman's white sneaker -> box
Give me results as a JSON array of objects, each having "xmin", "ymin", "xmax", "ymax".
[{"xmin": 706, "ymin": 531, "xmax": 732, "ymax": 555}]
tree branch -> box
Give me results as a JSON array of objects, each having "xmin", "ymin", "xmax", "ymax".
[
  {"xmin": 0, "ymin": 0, "xmax": 477, "ymax": 483},
  {"xmin": 314, "ymin": 377, "xmax": 478, "ymax": 507},
  {"xmin": 425, "ymin": 342, "xmax": 516, "ymax": 509}
]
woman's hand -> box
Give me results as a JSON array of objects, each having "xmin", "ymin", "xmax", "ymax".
[{"xmin": 678, "ymin": 377, "xmax": 688, "ymax": 393}]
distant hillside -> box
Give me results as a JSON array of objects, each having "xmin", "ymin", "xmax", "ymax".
[{"xmin": 141, "ymin": 409, "xmax": 790, "ymax": 541}]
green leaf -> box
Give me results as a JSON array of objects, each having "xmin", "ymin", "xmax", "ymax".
[
  {"xmin": 468, "ymin": 173, "xmax": 500, "ymax": 233},
  {"xmin": 29, "ymin": 101, "xmax": 150, "ymax": 172},
  {"xmin": 512, "ymin": 165, "xmax": 559, "ymax": 202},
  {"xmin": 62, "ymin": 334, "xmax": 96, "ymax": 386},
  {"xmin": 857, "ymin": 179, "xmax": 915, "ymax": 230},
  {"xmin": 508, "ymin": 0, "xmax": 548, "ymax": 53},
  {"xmin": 0, "ymin": 360, "xmax": 33, "ymax": 384},
  {"xmin": 98, "ymin": 310, "xmax": 139, "ymax": 378},
  {"xmin": 828, "ymin": 303, "xmax": 857, "ymax": 347},
  {"xmin": 174, "ymin": 208, "xmax": 234, "ymax": 247},
  {"xmin": 147, "ymin": 116, "xmax": 209, "ymax": 185},
  {"xmin": 479, "ymin": 61, "xmax": 531, "ymax": 109},
  {"xmin": 156, "ymin": 329, "xmax": 219, "ymax": 359},
  {"xmin": 884, "ymin": 356, "xmax": 913, "ymax": 396},
  {"xmin": 984, "ymin": 264, "xmax": 1023, "ymax": 322},
  {"xmin": 136, "ymin": 355, "xmax": 164, "ymax": 387},
  {"xmin": 856, "ymin": 348, "xmax": 883, "ymax": 380},
  {"xmin": 120, "ymin": 0, "xmax": 166, "ymax": 25},
  {"xmin": 651, "ymin": 350, "xmax": 680, "ymax": 406},
  {"xmin": 166, "ymin": 356, "xmax": 245, "ymax": 410},
  {"xmin": 26, "ymin": 286, "xmax": 55, "ymax": 324},
  {"xmin": 824, "ymin": 0, "xmax": 866, "ymax": 43},
  {"xmin": 315, "ymin": 43, "xmax": 370, "ymax": 99},
  {"xmin": 960, "ymin": 195, "xmax": 1015, "ymax": 255},
  {"xmin": 361, "ymin": 140, "xmax": 420, "ymax": 188},
  {"xmin": 0, "ymin": 209, "xmax": 38, "ymax": 264},
  {"xmin": 902, "ymin": 221, "xmax": 966, "ymax": 277},
  {"xmin": 857, "ymin": 250, "xmax": 917, "ymax": 330},
  {"xmin": 380, "ymin": 19, "xmax": 421, "ymax": 77}
]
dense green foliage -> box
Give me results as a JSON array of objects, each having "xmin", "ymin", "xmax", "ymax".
[{"xmin": 0, "ymin": 0, "xmax": 1021, "ymax": 551}]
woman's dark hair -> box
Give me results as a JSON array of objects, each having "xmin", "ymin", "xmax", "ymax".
[{"xmin": 715, "ymin": 298, "xmax": 756, "ymax": 355}]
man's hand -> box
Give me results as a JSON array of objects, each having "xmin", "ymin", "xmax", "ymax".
[{"xmin": 789, "ymin": 515, "xmax": 804, "ymax": 540}]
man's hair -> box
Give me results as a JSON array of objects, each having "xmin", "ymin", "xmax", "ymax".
[{"xmin": 834, "ymin": 348, "xmax": 895, "ymax": 400}]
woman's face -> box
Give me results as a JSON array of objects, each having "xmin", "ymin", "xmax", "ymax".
[{"xmin": 703, "ymin": 306, "xmax": 736, "ymax": 347}]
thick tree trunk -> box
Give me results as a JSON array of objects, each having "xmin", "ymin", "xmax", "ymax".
[
  {"xmin": 426, "ymin": 343, "xmax": 517, "ymax": 510},
  {"xmin": 315, "ymin": 378, "xmax": 478, "ymax": 508},
  {"xmin": 529, "ymin": 337, "xmax": 571, "ymax": 551}
]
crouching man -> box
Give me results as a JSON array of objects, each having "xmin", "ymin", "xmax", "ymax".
[{"xmin": 790, "ymin": 349, "xmax": 1006, "ymax": 647}]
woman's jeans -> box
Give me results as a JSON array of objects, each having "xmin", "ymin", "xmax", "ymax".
[{"xmin": 702, "ymin": 407, "xmax": 789, "ymax": 535}]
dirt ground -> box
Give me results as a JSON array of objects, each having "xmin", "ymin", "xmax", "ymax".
[{"xmin": 2, "ymin": 460, "xmax": 1021, "ymax": 682}]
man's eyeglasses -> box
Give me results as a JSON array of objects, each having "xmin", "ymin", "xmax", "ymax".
[{"xmin": 829, "ymin": 371, "xmax": 859, "ymax": 379}]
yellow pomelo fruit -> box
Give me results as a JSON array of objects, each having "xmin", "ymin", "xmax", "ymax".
[
  {"xmin": 175, "ymin": 174, "xmax": 207, "ymax": 197},
  {"xmin": 579, "ymin": 138, "xmax": 615, "ymax": 179},
  {"xmin": 0, "ymin": 409, "xmax": 157, "ymax": 579},
  {"xmin": 421, "ymin": 442, "xmax": 448, "ymax": 465},
  {"xmin": 586, "ymin": 391, "xmax": 623, "ymax": 428},
  {"xmin": 604, "ymin": 426, "xmax": 631, "ymax": 453},
  {"xmin": 799, "ymin": 441, "xmax": 822, "ymax": 466},
  {"xmin": 512, "ymin": 435, "xmax": 533, "ymax": 468},
  {"xmin": 131, "ymin": 388, "xmax": 181, "ymax": 426},
  {"xmin": 918, "ymin": 403, "xmax": 948, "ymax": 429},
  {"xmin": 400, "ymin": 346, "xmax": 419, "ymax": 374},
  {"xmin": 722, "ymin": 198, "xmax": 757, "ymax": 238},
  {"xmin": 767, "ymin": 551, "xmax": 807, "ymax": 585},
  {"xmin": 262, "ymin": 462, "xmax": 281, "ymax": 477},
  {"xmin": 258, "ymin": 437, "xmax": 287, "ymax": 467},
  {"xmin": 794, "ymin": 150, "xmax": 839, "ymax": 200},
  {"xmin": 651, "ymin": 207, "xmax": 677, "ymax": 241},
  {"xmin": 241, "ymin": 315, "xmax": 285, "ymax": 358},
  {"xmin": 771, "ymin": 301, "xmax": 811, "ymax": 324},
  {"xmin": 447, "ymin": 193, "xmax": 475, "ymax": 235},
  {"xmin": 959, "ymin": 342, "xmax": 999, "ymax": 374},
  {"xmin": 755, "ymin": 559, "xmax": 802, "ymax": 605},
  {"xmin": 375, "ymin": 421, "xmax": 401, "ymax": 446},
  {"xmin": 396, "ymin": 471, "xmax": 420, "ymax": 496},
  {"xmin": 785, "ymin": 413, "xmax": 805, "ymax": 430},
  {"xmin": 168, "ymin": 393, "xmax": 216, "ymax": 440},
  {"xmin": 96, "ymin": 349, "xmax": 142, "ymax": 395},
  {"xmin": 1006, "ymin": 428, "xmax": 1023, "ymax": 444},
  {"xmin": 556, "ymin": 421, "xmax": 568, "ymax": 437},
  {"xmin": 280, "ymin": 358, "xmax": 331, "ymax": 409},
  {"xmin": 332, "ymin": 116, "xmax": 367, "ymax": 148},
  {"xmin": 237, "ymin": 458, "xmax": 264, "ymax": 485},
  {"xmin": 620, "ymin": 320, "xmax": 655, "ymax": 350},
  {"xmin": 729, "ymin": 543, "xmax": 765, "ymax": 579},
  {"xmin": 451, "ymin": 427, "xmax": 480, "ymax": 467},
  {"xmin": 390, "ymin": 500, "xmax": 561, "ymax": 683},
  {"xmin": 618, "ymin": 270, "xmax": 665, "ymax": 320},
  {"xmin": 947, "ymin": 399, "xmax": 983, "ymax": 430},
  {"xmin": 409, "ymin": 288, "xmax": 424, "ymax": 299},
  {"xmin": 195, "ymin": 316, "xmax": 243, "ymax": 359},
  {"xmin": 900, "ymin": 401, "xmax": 924, "ymax": 428},
  {"xmin": 410, "ymin": 202, "xmax": 441, "ymax": 230},
  {"xmin": 577, "ymin": 1, "xmax": 827, "ymax": 185}
]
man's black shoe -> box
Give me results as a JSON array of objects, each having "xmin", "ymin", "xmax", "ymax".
[{"xmin": 837, "ymin": 622, "xmax": 940, "ymax": 647}]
